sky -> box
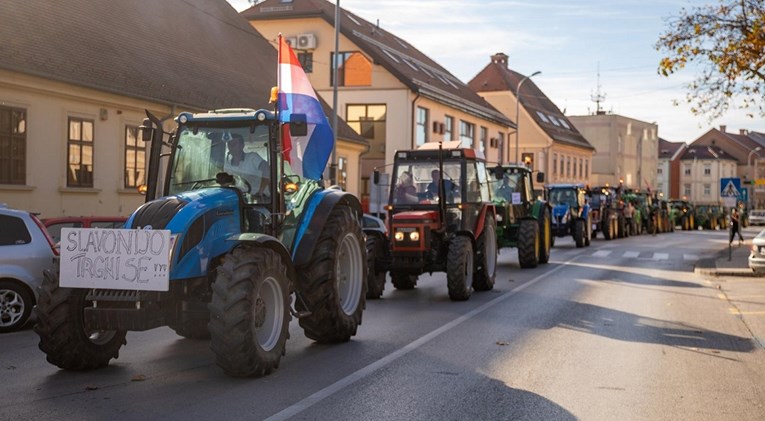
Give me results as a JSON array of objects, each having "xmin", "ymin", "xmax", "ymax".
[{"xmin": 228, "ymin": 0, "xmax": 765, "ymax": 143}]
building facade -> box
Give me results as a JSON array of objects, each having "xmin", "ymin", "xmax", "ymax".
[
  {"xmin": 243, "ymin": 0, "xmax": 514, "ymax": 206},
  {"xmin": 676, "ymin": 145, "xmax": 738, "ymax": 205},
  {"xmin": 657, "ymin": 138, "xmax": 686, "ymax": 199},
  {"xmin": 568, "ymin": 113, "xmax": 659, "ymax": 190},
  {"xmin": 468, "ymin": 53, "xmax": 595, "ymax": 183}
]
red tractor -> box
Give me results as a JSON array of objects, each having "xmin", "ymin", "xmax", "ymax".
[{"xmin": 371, "ymin": 143, "xmax": 497, "ymax": 301}]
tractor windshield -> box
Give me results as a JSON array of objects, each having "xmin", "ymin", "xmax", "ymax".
[
  {"xmin": 390, "ymin": 160, "xmax": 462, "ymax": 205},
  {"xmin": 548, "ymin": 189, "xmax": 577, "ymax": 207},
  {"xmin": 168, "ymin": 124, "xmax": 274, "ymax": 204}
]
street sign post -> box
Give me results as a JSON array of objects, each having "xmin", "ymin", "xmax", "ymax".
[{"xmin": 721, "ymin": 177, "xmax": 741, "ymax": 208}]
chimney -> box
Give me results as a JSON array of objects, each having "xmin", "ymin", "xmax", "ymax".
[
  {"xmin": 740, "ymin": 129, "xmax": 748, "ymax": 135},
  {"xmin": 491, "ymin": 53, "xmax": 508, "ymax": 68},
  {"xmin": 720, "ymin": 125, "xmax": 727, "ymax": 133}
]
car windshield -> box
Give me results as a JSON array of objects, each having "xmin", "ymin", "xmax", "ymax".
[{"xmin": 168, "ymin": 124, "xmax": 276, "ymax": 204}]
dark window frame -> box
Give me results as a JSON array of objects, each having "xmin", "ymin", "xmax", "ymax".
[
  {"xmin": 67, "ymin": 117, "xmax": 95, "ymax": 188},
  {"xmin": 0, "ymin": 105, "xmax": 27, "ymax": 185}
]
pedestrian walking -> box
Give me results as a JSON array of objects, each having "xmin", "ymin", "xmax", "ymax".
[{"xmin": 730, "ymin": 208, "xmax": 744, "ymax": 246}]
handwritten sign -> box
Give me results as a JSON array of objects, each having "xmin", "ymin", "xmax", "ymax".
[{"xmin": 59, "ymin": 228, "xmax": 171, "ymax": 291}]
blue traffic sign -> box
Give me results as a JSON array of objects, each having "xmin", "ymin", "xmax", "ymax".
[{"xmin": 721, "ymin": 177, "xmax": 742, "ymax": 198}]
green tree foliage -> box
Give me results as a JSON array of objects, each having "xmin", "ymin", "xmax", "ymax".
[{"xmin": 656, "ymin": 0, "xmax": 765, "ymax": 120}]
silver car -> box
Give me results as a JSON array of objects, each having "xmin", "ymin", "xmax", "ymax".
[
  {"xmin": 749, "ymin": 209, "xmax": 765, "ymax": 226},
  {"xmin": 0, "ymin": 205, "xmax": 58, "ymax": 332},
  {"xmin": 748, "ymin": 228, "xmax": 765, "ymax": 274}
]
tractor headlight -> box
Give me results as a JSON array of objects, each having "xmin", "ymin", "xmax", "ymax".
[
  {"xmin": 394, "ymin": 231, "xmax": 405, "ymax": 241},
  {"xmin": 409, "ymin": 231, "xmax": 420, "ymax": 241}
]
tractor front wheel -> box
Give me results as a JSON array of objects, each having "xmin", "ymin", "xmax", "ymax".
[
  {"xmin": 518, "ymin": 219, "xmax": 540, "ymax": 268},
  {"xmin": 208, "ymin": 246, "xmax": 290, "ymax": 377},
  {"xmin": 574, "ymin": 219, "xmax": 585, "ymax": 248},
  {"xmin": 447, "ymin": 235, "xmax": 473, "ymax": 301},
  {"xmin": 538, "ymin": 210, "xmax": 552, "ymax": 264},
  {"xmin": 365, "ymin": 235, "xmax": 387, "ymax": 299},
  {"xmin": 473, "ymin": 217, "xmax": 497, "ymax": 291},
  {"xmin": 34, "ymin": 270, "xmax": 127, "ymax": 370}
]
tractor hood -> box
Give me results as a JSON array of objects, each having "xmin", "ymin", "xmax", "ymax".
[
  {"xmin": 552, "ymin": 204, "xmax": 571, "ymax": 219},
  {"xmin": 392, "ymin": 210, "xmax": 439, "ymax": 223}
]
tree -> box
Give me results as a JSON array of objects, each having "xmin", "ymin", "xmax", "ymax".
[{"xmin": 656, "ymin": 0, "xmax": 765, "ymax": 120}]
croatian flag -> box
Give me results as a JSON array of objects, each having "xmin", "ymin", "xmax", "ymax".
[{"xmin": 277, "ymin": 34, "xmax": 334, "ymax": 180}]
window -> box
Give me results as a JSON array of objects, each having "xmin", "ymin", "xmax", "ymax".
[
  {"xmin": 459, "ymin": 120, "xmax": 474, "ymax": 148},
  {"xmin": 331, "ymin": 51, "xmax": 372, "ymax": 86},
  {"xmin": 684, "ymin": 183, "xmax": 691, "ymax": 196},
  {"xmin": 579, "ymin": 159, "xmax": 583, "ymax": 179},
  {"xmin": 337, "ymin": 156, "xmax": 348, "ymax": 191},
  {"xmin": 0, "ymin": 105, "xmax": 26, "ymax": 185},
  {"xmin": 416, "ymin": 107, "xmax": 428, "ymax": 146},
  {"xmin": 67, "ymin": 117, "xmax": 94, "ymax": 187},
  {"xmin": 585, "ymin": 159, "xmax": 589, "ymax": 178},
  {"xmin": 704, "ymin": 165, "xmax": 711, "ymax": 176},
  {"xmin": 0, "ymin": 214, "xmax": 31, "ymax": 246},
  {"xmin": 124, "ymin": 126, "xmax": 145, "ymax": 189},
  {"xmin": 684, "ymin": 165, "xmax": 691, "ymax": 176},
  {"xmin": 572, "ymin": 156, "xmax": 577, "ymax": 178},
  {"xmin": 479, "ymin": 126, "xmax": 488, "ymax": 153},
  {"xmin": 703, "ymin": 183, "xmax": 711, "ymax": 196},
  {"xmin": 298, "ymin": 52, "xmax": 313, "ymax": 73},
  {"xmin": 566, "ymin": 156, "xmax": 571, "ymax": 177},
  {"xmin": 553, "ymin": 153, "xmax": 558, "ymax": 175},
  {"xmin": 536, "ymin": 111, "xmax": 550, "ymax": 123},
  {"xmin": 657, "ymin": 167, "xmax": 663, "ymax": 174},
  {"xmin": 346, "ymin": 104, "xmax": 386, "ymax": 154},
  {"xmin": 444, "ymin": 116, "xmax": 454, "ymax": 141}
]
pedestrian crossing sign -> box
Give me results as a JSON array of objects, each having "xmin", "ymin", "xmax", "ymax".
[{"xmin": 720, "ymin": 177, "xmax": 741, "ymax": 198}]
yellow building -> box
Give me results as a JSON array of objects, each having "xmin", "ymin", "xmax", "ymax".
[
  {"xmin": 243, "ymin": 0, "xmax": 515, "ymax": 207},
  {"xmin": 468, "ymin": 53, "xmax": 595, "ymax": 183},
  {"xmin": 0, "ymin": 0, "xmax": 366, "ymax": 218}
]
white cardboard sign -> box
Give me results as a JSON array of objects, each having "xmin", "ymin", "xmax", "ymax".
[{"xmin": 59, "ymin": 228, "xmax": 171, "ymax": 291}]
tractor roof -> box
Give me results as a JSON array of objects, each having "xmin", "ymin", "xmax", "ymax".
[
  {"xmin": 546, "ymin": 183, "xmax": 585, "ymax": 190},
  {"xmin": 394, "ymin": 145, "xmax": 485, "ymax": 162}
]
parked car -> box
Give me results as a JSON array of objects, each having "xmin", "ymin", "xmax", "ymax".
[
  {"xmin": 749, "ymin": 209, "xmax": 765, "ymax": 226},
  {"xmin": 43, "ymin": 216, "xmax": 127, "ymax": 244},
  {"xmin": 749, "ymin": 228, "xmax": 765, "ymax": 274},
  {"xmin": 0, "ymin": 205, "xmax": 58, "ymax": 332}
]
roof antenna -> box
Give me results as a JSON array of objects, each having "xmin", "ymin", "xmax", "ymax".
[{"xmin": 591, "ymin": 62, "xmax": 606, "ymax": 115}]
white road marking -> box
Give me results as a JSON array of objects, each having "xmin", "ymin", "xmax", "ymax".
[
  {"xmin": 623, "ymin": 251, "xmax": 640, "ymax": 258},
  {"xmin": 592, "ymin": 250, "xmax": 612, "ymax": 257},
  {"xmin": 264, "ymin": 257, "xmax": 577, "ymax": 421},
  {"xmin": 684, "ymin": 254, "xmax": 699, "ymax": 260},
  {"xmin": 653, "ymin": 253, "xmax": 669, "ymax": 260}
]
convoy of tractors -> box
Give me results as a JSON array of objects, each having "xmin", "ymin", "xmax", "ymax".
[{"xmin": 32, "ymin": 105, "xmax": 736, "ymax": 379}]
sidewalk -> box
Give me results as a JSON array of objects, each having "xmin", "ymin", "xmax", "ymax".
[{"xmin": 694, "ymin": 238, "xmax": 761, "ymax": 277}]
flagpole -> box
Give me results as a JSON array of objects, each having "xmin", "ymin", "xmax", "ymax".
[{"xmin": 329, "ymin": 0, "xmax": 340, "ymax": 185}]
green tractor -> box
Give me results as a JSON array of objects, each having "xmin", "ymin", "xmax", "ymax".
[
  {"xmin": 489, "ymin": 164, "xmax": 552, "ymax": 268},
  {"xmin": 670, "ymin": 199, "xmax": 696, "ymax": 230}
]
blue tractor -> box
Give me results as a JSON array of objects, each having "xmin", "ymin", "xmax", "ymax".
[
  {"xmin": 34, "ymin": 108, "xmax": 367, "ymax": 377},
  {"xmin": 546, "ymin": 183, "xmax": 591, "ymax": 248}
]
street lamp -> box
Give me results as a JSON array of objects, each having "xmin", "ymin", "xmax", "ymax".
[
  {"xmin": 515, "ymin": 71, "xmax": 541, "ymax": 163},
  {"xmin": 749, "ymin": 146, "xmax": 762, "ymax": 208}
]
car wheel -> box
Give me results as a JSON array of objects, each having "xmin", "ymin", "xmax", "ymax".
[{"xmin": 0, "ymin": 280, "xmax": 34, "ymax": 333}]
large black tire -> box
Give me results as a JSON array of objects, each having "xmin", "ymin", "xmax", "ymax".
[
  {"xmin": 208, "ymin": 246, "xmax": 290, "ymax": 377},
  {"xmin": 603, "ymin": 215, "xmax": 613, "ymax": 240},
  {"xmin": 34, "ymin": 270, "xmax": 127, "ymax": 370},
  {"xmin": 584, "ymin": 216, "xmax": 592, "ymax": 246},
  {"xmin": 473, "ymin": 217, "xmax": 497, "ymax": 292},
  {"xmin": 518, "ymin": 219, "xmax": 539, "ymax": 268},
  {"xmin": 365, "ymin": 235, "xmax": 387, "ymax": 299},
  {"xmin": 296, "ymin": 206, "xmax": 366, "ymax": 343},
  {"xmin": 538, "ymin": 210, "xmax": 552, "ymax": 264},
  {"xmin": 574, "ymin": 219, "xmax": 585, "ymax": 248},
  {"xmin": 447, "ymin": 235, "xmax": 473, "ymax": 301},
  {"xmin": 0, "ymin": 280, "xmax": 34, "ymax": 333},
  {"xmin": 391, "ymin": 272, "xmax": 417, "ymax": 290}
]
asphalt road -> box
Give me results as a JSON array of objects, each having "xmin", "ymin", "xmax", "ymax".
[{"xmin": 2, "ymin": 228, "xmax": 764, "ymax": 420}]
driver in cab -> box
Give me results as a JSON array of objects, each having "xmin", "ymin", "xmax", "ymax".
[{"xmin": 223, "ymin": 133, "xmax": 270, "ymax": 200}]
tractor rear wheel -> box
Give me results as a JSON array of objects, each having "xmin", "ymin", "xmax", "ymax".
[
  {"xmin": 296, "ymin": 206, "xmax": 366, "ymax": 343},
  {"xmin": 447, "ymin": 235, "xmax": 473, "ymax": 301},
  {"xmin": 365, "ymin": 235, "xmax": 387, "ymax": 299},
  {"xmin": 473, "ymin": 217, "xmax": 497, "ymax": 291},
  {"xmin": 584, "ymin": 215, "xmax": 592, "ymax": 246},
  {"xmin": 208, "ymin": 246, "xmax": 290, "ymax": 377},
  {"xmin": 34, "ymin": 270, "xmax": 127, "ymax": 370},
  {"xmin": 574, "ymin": 219, "xmax": 585, "ymax": 248},
  {"xmin": 538, "ymin": 210, "xmax": 552, "ymax": 264},
  {"xmin": 518, "ymin": 219, "xmax": 539, "ymax": 268}
]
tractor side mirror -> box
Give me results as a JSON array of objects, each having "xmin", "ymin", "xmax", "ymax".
[
  {"xmin": 536, "ymin": 172, "xmax": 545, "ymax": 183},
  {"xmin": 373, "ymin": 169, "xmax": 380, "ymax": 184},
  {"xmin": 289, "ymin": 113, "xmax": 307, "ymax": 137},
  {"xmin": 139, "ymin": 118, "xmax": 153, "ymax": 142}
]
